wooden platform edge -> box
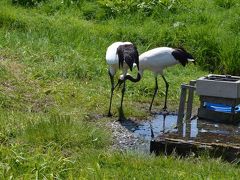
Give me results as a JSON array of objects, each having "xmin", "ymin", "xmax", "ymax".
[{"xmin": 150, "ymin": 137, "xmax": 240, "ymax": 163}]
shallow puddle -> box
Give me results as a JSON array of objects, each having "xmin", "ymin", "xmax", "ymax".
[
  {"xmin": 121, "ymin": 114, "xmax": 240, "ymax": 152},
  {"xmin": 132, "ymin": 114, "xmax": 179, "ymax": 141}
]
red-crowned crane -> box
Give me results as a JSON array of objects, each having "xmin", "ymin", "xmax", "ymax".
[
  {"xmin": 117, "ymin": 47, "xmax": 195, "ymax": 112},
  {"xmin": 106, "ymin": 42, "xmax": 139, "ymax": 117}
]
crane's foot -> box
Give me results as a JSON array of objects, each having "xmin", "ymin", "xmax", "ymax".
[
  {"xmin": 162, "ymin": 107, "xmax": 169, "ymax": 115},
  {"xmin": 162, "ymin": 105, "xmax": 168, "ymax": 111},
  {"xmin": 107, "ymin": 112, "xmax": 113, "ymax": 117},
  {"xmin": 148, "ymin": 110, "xmax": 156, "ymax": 116},
  {"xmin": 118, "ymin": 107, "xmax": 126, "ymax": 121},
  {"xmin": 149, "ymin": 105, "xmax": 154, "ymax": 114}
]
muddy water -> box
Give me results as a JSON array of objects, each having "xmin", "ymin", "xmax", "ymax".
[
  {"xmin": 132, "ymin": 114, "xmax": 179, "ymax": 141},
  {"xmin": 121, "ymin": 114, "xmax": 240, "ymax": 152}
]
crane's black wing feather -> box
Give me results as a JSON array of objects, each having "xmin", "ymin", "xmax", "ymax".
[
  {"xmin": 117, "ymin": 45, "xmax": 125, "ymax": 69},
  {"xmin": 117, "ymin": 44, "xmax": 139, "ymax": 71}
]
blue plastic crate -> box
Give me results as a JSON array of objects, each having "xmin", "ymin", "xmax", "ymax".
[{"xmin": 205, "ymin": 103, "xmax": 240, "ymax": 113}]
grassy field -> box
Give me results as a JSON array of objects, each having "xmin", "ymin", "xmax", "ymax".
[{"xmin": 0, "ymin": 0, "xmax": 240, "ymax": 178}]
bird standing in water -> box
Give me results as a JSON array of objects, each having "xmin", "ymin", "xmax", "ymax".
[
  {"xmin": 118, "ymin": 47, "xmax": 195, "ymax": 112},
  {"xmin": 106, "ymin": 42, "xmax": 139, "ymax": 118}
]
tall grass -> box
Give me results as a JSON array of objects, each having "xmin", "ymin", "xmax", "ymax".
[{"xmin": 3, "ymin": 0, "xmax": 240, "ymax": 75}]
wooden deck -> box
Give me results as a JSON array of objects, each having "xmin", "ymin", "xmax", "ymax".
[
  {"xmin": 150, "ymin": 118, "xmax": 240, "ymax": 163},
  {"xmin": 150, "ymin": 137, "xmax": 240, "ymax": 162}
]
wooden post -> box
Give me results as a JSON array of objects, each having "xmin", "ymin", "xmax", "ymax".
[
  {"xmin": 177, "ymin": 84, "xmax": 187, "ymax": 124},
  {"xmin": 186, "ymin": 80, "xmax": 196, "ymax": 120}
]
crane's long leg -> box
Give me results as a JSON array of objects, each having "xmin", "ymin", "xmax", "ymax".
[
  {"xmin": 149, "ymin": 122, "xmax": 154, "ymax": 139},
  {"xmin": 108, "ymin": 70, "xmax": 114, "ymax": 117},
  {"xmin": 162, "ymin": 114, "xmax": 167, "ymax": 133},
  {"xmin": 162, "ymin": 75, "xmax": 169, "ymax": 111},
  {"xmin": 149, "ymin": 76, "xmax": 158, "ymax": 112},
  {"xmin": 119, "ymin": 79, "xmax": 126, "ymax": 120}
]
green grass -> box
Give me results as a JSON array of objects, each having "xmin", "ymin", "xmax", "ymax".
[{"xmin": 0, "ymin": 0, "xmax": 240, "ymax": 178}]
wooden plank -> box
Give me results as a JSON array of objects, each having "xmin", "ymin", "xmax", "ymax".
[
  {"xmin": 186, "ymin": 80, "xmax": 196, "ymax": 120},
  {"xmin": 177, "ymin": 85, "xmax": 187, "ymax": 122},
  {"xmin": 150, "ymin": 137, "xmax": 240, "ymax": 162}
]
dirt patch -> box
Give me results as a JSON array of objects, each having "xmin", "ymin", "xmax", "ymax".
[{"xmin": 106, "ymin": 120, "xmax": 149, "ymax": 152}]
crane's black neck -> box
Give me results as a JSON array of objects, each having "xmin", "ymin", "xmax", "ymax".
[{"xmin": 125, "ymin": 73, "xmax": 142, "ymax": 82}]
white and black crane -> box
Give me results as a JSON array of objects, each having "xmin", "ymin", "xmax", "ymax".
[
  {"xmin": 106, "ymin": 42, "xmax": 139, "ymax": 117},
  {"xmin": 117, "ymin": 47, "xmax": 195, "ymax": 112}
]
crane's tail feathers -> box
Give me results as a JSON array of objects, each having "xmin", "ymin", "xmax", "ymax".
[{"xmin": 116, "ymin": 44, "xmax": 139, "ymax": 71}]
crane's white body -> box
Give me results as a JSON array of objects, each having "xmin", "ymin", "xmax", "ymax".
[
  {"xmin": 106, "ymin": 41, "xmax": 132, "ymax": 76},
  {"xmin": 106, "ymin": 41, "xmax": 140, "ymax": 118},
  {"xmin": 121, "ymin": 46, "xmax": 195, "ymax": 112},
  {"xmin": 139, "ymin": 47, "xmax": 179, "ymax": 76}
]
